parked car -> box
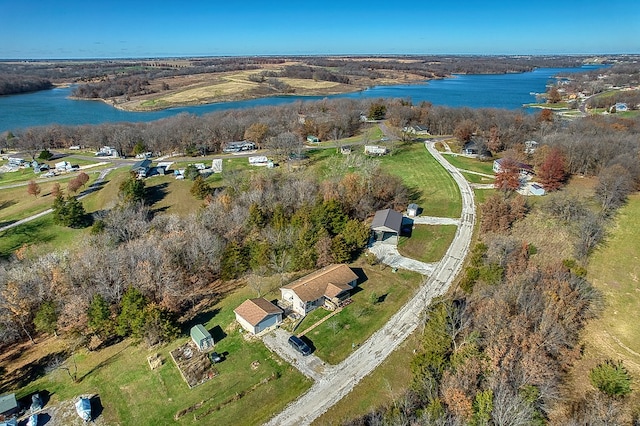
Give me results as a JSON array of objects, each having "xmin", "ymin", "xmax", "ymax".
[
  {"xmin": 209, "ymin": 352, "xmax": 223, "ymax": 364},
  {"xmin": 288, "ymin": 335, "xmax": 312, "ymax": 356}
]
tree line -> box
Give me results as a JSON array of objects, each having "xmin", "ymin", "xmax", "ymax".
[{"xmin": 0, "ymin": 74, "xmax": 53, "ymax": 96}]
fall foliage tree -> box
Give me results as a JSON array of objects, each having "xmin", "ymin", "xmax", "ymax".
[
  {"xmin": 244, "ymin": 122, "xmax": 269, "ymax": 148},
  {"xmin": 537, "ymin": 147, "xmax": 567, "ymax": 191},
  {"xmin": 27, "ymin": 180, "xmax": 41, "ymax": 197},
  {"xmin": 493, "ymin": 158, "xmax": 521, "ymax": 193},
  {"xmin": 454, "ymin": 119, "xmax": 476, "ymax": 143}
]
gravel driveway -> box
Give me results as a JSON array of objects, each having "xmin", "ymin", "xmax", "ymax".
[{"xmin": 264, "ymin": 141, "xmax": 475, "ymax": 425}]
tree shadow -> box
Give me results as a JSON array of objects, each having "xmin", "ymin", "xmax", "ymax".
[
  {"xmin": 181, "ymin": 308, "xmax": 221, "ymax": 334},
  {"xmin": 146, "ymin": 182, "xmax": 169, "ymax": 206},
  {"xmin": 350, "ymin": 267, "xmax": 368, "ymax": 285},
  {"xmin": 0, "ymin": 199, "xmax": 17, "ymax": 210},
  {"xmin": 78, "ymin": 344, "xmax": 127, "ymax": 382},
  {"xmin": 90, "ymin": 394, "xmax": 104, "ymax": 420},
  {"xmin": 0, "ymin": 350, "xmax": 69, "ymax": 393},
  {"xmin": 406, "ymin": 186, "xmax": 423, "ymax": 203}
]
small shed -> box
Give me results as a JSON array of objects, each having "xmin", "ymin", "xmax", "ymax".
[
  {"xmin": 0, "ymin": 393, "xmax": 18, "ymax": 418},
  {"xmin": 407, "ymin": 203, "xmax": 419, "ymax": 217},
  {"xmin": 529, "ymin": 183, "xmax": 546, "ymax": 196},
  {"xmin": 190, "ymin": 324, "xmax": 213, "ymax": 351},
  {"xmin": 371, "ymin": 208, "xmax": 403, "ymax": 245}
]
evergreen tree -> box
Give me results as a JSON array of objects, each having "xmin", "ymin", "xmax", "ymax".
[
  {"xmin": 88, "ymin": 294, "xmax": 111, "ymax": 337},
  {"xmin": 52, "ymin": 194, "xmax": 86, "ymax": 227},
  {"xmin": 34, "ymin": 300, "xmax": 58, "ymax": 336},
  {"xmin": 590, "ymin": 360, "xmax": 632, "ymax": 397},
  {"xmin": 116, "ymin": 287, "xmax": 148, "ymax": 337},
  {"xmin": 119, "ymin": 172, "xmax": 146, "ymax": 204},
  {"xmin": 190, "ymin": 175, "xmax": 211, "ymax": 199}
]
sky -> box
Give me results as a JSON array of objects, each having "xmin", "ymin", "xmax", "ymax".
[{"xmin": 1, "ymin": 0, "xmax": 639, "ymax": 59}]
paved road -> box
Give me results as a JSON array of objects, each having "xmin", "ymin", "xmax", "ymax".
[{"xmin": 264, "ymin": 141, "xmax": 475, "ymax": 426}]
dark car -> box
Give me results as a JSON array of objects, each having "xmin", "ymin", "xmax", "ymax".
[{"xmin": 288, "ymin": 335, "xmax": 312, "ymax": 356}]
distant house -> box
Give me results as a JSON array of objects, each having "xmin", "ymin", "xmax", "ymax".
[
  {"xmin": 371, "ymin": 208, "xmax": 403, "ymax": 245},
  {"xmin": 306, "ymin": 135, "xmax": 320, "ymax": 143},
  {"xmin": 493, "ymin": 158, "xmax": 534, "ymax": 176},
  {"xmin": 248, "ymin": 156, "xmax": 269, "ymax": 166},
  {"xmin": 7, "ymin": 158, "xmax": 24, "ymax": 167},
  {"xmin": 364, "ymin": 145, "xmax": 388, "ymax": 156},
  {"xmin": 0, "ymin": 393, "xmax": 18, "ymax": 419},
  {"xmin": 280, "ymin": 264, "xmax": 359, "ymax": 316},
  {"xmin": 234, "ymin": 298, "xmax": 284, "ymax": 335},
  {"xmin": 407, "ymin": 203, "xmax": 419, "ymax": 217},
  {"xmin": 96, "ymin": 146, "xmax": 119, "ymax": 157},
  {"xmin": 403, "ymin": 124, "xmax": 430, "ymax": 135},
  {"xmin": 223, "ymin": 141, "xmax": 256, "ymax": 153},
  {"xmin": 190, "ymin": 324, "xmax": 214, "ymax": 351},
  {"xmin": 131, "ymin": 159, "xmax": 152, "ymax": 178},
  {"xmin": 54, "ymin": 161, "xmax": 72, "ymax": 172}
]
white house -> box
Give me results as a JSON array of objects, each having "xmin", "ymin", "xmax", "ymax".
[
  {"xmin": 364, "ymin": 145, "xmax": 388, "ymax": 156},
  {"xmin": 234, "ymin": 298, "xmax": 283, "ymax": 335},
  {"xmin": 280, "ymin": 264, "xmax": 359, "ymax": 316},
  {"xmin": 248, "ymin": 156, "xmax": 269, "ymax": 166}
]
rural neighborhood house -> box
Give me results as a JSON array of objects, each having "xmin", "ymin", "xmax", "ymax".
[
  {"xmin": 280, "ymin": 264, "xmax": 359, "ymax": 316},
  {"xmin": 370, "ymin": 208, "xmax": 403, "ymax": 245}
]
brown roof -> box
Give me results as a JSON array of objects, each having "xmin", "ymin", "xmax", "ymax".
[
  {"xmin": 234, "ymin": 298, "xmax": 283, "ymax": 326},
  {"xmin": 282, "ymin": 264, "xmax": 358, "ymax": 302}
]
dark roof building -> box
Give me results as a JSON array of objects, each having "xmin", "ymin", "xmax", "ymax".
[{"xmin": 371, "ymin": 208, "xmax": 403, "ymax": 244}]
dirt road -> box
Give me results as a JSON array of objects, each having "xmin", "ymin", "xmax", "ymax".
[{"xmin": 264, "ymin": 142, "xmax": 475, "ymax": 425}]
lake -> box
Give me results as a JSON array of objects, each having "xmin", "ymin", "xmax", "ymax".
[{"xmin": 0, "ymin": 65, "xmax": 603, "ymax": 133}]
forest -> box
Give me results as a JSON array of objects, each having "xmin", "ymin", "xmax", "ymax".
[{"xmin": 0, "ymin": 74, "xmax": 53, "ymax": 96}]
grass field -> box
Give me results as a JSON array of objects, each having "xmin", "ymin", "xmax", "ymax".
[
  {"xmin": 563, "ymin": 194, "xmax": 640, "ymax": 409},
  {"xmin": 440, "ymin": 153, "xmax": 495, "ymax": 176},
  {"xmin": 313, "ymin": 331, "xmax": 420, "ymax": 425},
  {"xmin": 379, "ymin": 143, "xmax": 461, "ymax": 218},
  {"xmin": 397, "ymin": 225, "xmax": 457, "ymax": 263},
  {"xmin": 303, "ymin": 263, "xmax": 422, "ymax": 365}
]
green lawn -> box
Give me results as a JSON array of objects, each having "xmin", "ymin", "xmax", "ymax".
[
  {"xmin": 303, "ymin": 263, "xmax": 422, "ymax": 364},
  {"xmin": 460, "ymin": 171, "xmax": 495, "ymax": 184},
  {"xmin": 397, "ymin": 225, "xmax": 457, "ymax": 263},
  {"xmin": 473, "ymin": 188, "xmax": 496, "ymax": 204},
  {"xmin": 313, "ymin": 331, "xmax": 420, "ymax": 425},
  {"xmin": 379, "ymin": 143, "xmax": 461, "ymax": 217},
  {"xmin": 440, "ymin": 154, "xmax": 495, "ymax": 176},
  {"xmin": 0, "ymin": 215, "xmax": 88, "ymax": 259},
  {"xmin": 16, "ymin": 285, "xmax": 312, "ymax": 425}
]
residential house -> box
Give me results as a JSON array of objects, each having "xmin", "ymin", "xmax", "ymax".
[
  {"xmin": 190, "ymin": 324, "xmax": 214, "ymax": 351},
  {"xmin": 306, "ymin": 135, "xmax": 320, "ymax": 143},
  {"xmin": 131, "ymin": 159, "xmax": 152, "ymax": 178},
  {"xmin": 403, "ymin": 124, "xmax": 430, "ymax": 135},
  {"xmin": 0, "ymin": 393, "xmax": 17, "ymax": 420},
  {"xmin": 524, "ymin": 140, "xmax": 539, "ymax": 154},
  {"xmin": 492, "ymin": 158, "xmax": 534, "ymax": 176},
  {"xmin": 371, "ymin": 208, "xmax": 403, "ymax": 245},
  {"xmin": 234, "ymin": 298, "xmax": 284, "ymax": 335},
  {"xmin": 364, "ymin": 145, "xmax": 388, "ymax": 156},
  {"xmin": 96, "ymin": 146, "xmax": 119, "ymax": 157},
  {"xmin": 223, "ymin": 141, "xmax": 256, "ymax": 153},
  {"xmin": 280, "ymin": 264, "xmax": 359, "ymax": 316}
]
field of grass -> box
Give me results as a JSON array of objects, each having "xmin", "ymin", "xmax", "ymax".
[
  {"xmin": 14, "ymin": 285, "xmax": 312, "ymax": 425},
  {"xmin": 0, "ymin": 174, "xmax": 100, "ymax": 223},
  {"xmin": 379, "ymin": 143, "xmax": 461, "ymax": 218},
  {"xmin": 563, "ymin": 194, "xmax": 640, "ymax": 409},
  {"xmin": 0, "ymin": 215, "xmax": 87, "ymax": 259},
  {"xmin": 397, "ymin": 225, "xmax": 457, "ymax": 263},
  {"xmin": 440, "ymin": 153, "xmax": 495, "ymax": 176},
  {"xmin": 314, "ymin": 331, "xmax": 420, "ymax": 425},
  {"xmin": 303, "ymin": 263, "xmax": 422, "ymax": 364}
]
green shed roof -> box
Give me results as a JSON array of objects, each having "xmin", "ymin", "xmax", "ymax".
[
  {"xmin": 190, "ymin": 324, "xmax": 211, "ymax": 342},
  {"xmin": 0, "ymin": 393, "xmax": 17, "ymax": 414}
]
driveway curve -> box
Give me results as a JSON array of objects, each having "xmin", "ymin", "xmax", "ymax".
[{"xmin": 264, "ymin": 142, "xmax": 475, "ymax": 426}]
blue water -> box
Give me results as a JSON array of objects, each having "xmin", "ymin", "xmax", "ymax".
[{"xmin": 0, "ymin": 65, "xmax": 603, "ymax": 133}]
